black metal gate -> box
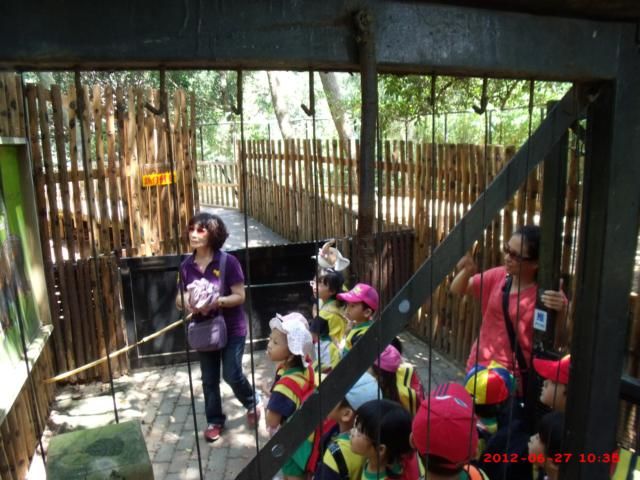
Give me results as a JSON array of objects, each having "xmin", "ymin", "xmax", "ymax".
[{"xmin": 120, "ymin": 242, "xmax": 318, "ymax": 368}]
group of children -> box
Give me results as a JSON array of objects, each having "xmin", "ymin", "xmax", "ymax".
[
  {"xmin": 256, "ymin": 241, "xmax": 633, "ymax": 479},
  {"xmin": 260, "ymin": 242, "xmax": 429, "ymax": 479}
]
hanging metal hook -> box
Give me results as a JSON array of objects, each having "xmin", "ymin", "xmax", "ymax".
[
  {"xmin": 301, "ymin": 71, "xmax": 315, "ymax": 117},
  {"xmin": 144, "ymin": 69, "xmax": 166, "ymax": 116},
  {"xmin": 231, "ymin": 70, "xmax": 243, "ymax": 115},
  {"xmin": 473, "ymin": 77, "xmax": 489, "ymax": 114}
]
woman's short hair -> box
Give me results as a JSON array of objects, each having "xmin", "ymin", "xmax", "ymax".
[
  {"xmin": 188, "ymin": 212, "xmax": 229, "ymax": 251},
  {"xmin": 355, "ymin": 399, "xmax": 412, "ymax": 465},
  {"xmin": 515, "ymin": 225, "xmax": 541, "ymax": 261}
]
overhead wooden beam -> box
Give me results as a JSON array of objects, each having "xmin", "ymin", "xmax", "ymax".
[{"xmin": 0, "ymin": 0, "xmax": 620, "ymax": 80}]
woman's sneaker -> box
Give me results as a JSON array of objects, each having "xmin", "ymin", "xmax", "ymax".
[{"xmin": 204, "ymin": 424, "xmax": 223, "ymax": 442}]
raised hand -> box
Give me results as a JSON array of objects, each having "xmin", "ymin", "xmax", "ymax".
[{"xmin": 541, "ymin": 278, "xmax": 569, "ymax": 312}]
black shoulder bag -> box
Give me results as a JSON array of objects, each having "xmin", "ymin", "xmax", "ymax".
[{"xmin": 502, "ymin": 275, "xmax": 529, "ymax": 396}]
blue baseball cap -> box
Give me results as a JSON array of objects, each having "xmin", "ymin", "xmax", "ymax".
[{"xmin": 345, "ymin": 372, "xmax": 380, "ymax": 410}]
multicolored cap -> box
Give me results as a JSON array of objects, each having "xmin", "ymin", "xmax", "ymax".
[
  {"xmin": 464, "ymin": 361, "xmax": 515, "ymax": 405},
  {"xmin": 336, "ymin": 283, "xmax": 379, "ymax": 311}
]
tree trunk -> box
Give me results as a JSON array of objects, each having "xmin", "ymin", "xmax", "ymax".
[
  {"xmin": 267, "ymin": 71, "xmax": 295, "ymax": 140},
  {"xmin": 319, "ymin": 72, "xmax": 353, "ymax": 143}
]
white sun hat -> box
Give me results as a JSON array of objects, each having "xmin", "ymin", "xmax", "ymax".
[
  {"xmin": 269, "ymin": 312, "xmax": 313, "ymax": 359},
  {"xmin": 314, "ymin": 240, "xmax": 351, "ymax": 272}
]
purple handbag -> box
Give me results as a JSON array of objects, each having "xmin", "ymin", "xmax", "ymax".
[{"xmin": 187, "ymin": 252, "xmax": 228, "ymax": 351}]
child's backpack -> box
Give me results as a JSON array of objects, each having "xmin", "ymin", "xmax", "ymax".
[
  {"xmin": 272, "ymin": 362, "xmax": 335, "ymax": 474},
  {"xmin": 610, "ymin": 448, "xmax": 640, "ymax": 479},
  {"xmin": 273, "ymin": 362, "xmax": 315, "ymax": 408},
  {"xmin": 396, "ymin": 364, "xmax": 425, "ymax": 416}
]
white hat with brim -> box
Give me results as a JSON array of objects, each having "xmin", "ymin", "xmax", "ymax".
[{"xmin": 269, "ymin": 312, "xmax": 313, "ymax": 360}]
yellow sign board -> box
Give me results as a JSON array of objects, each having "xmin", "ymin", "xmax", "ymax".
[{"xmin": 142, "ymin": 171, "xmax": 175, "ymax": 187}]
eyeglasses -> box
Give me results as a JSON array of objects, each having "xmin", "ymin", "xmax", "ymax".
[
  {"xmin": 503, "ymin": 243, "xmax": 531, "ymax": 262},
  {"xmin": 188, "ymin": 226, "xmax": 207, "ymax": 235}
]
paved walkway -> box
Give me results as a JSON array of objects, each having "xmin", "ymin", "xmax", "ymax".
[
  {"xmin": 202, "ymin": 206, "xmax": 289, "ymax": 250},
  {"xmin": 30, "ymin": 333, "xmax": 463, "ymax": 480},
  {"xmin": 27, "ymin": 208, "xmax": 465, "ymax": 480}
]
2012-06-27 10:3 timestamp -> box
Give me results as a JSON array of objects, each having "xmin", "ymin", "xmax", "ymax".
[{"xmin": 482, "ymin": 452, "xmax": 621, "ymax": 464}]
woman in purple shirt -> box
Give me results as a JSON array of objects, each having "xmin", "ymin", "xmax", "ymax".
[{"xmin": 176, "ymin": 212, "xmax": 259, "ymax": 442}]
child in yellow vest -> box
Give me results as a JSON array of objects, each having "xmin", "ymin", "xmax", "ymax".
[
  {"xmin": 371, "ymin": 344, "xmax": 425, "ymax": 416},
  {"xmin": 313, "ymin": 269, "xmax": 349, "ymax": 346},
  {"xmin": 309, "ymin": 315, "xmax": 341, "ymax": 385},
  {"xmin": 314, "ymin": 372, "xmax": 381, "ymax": 480},
  {"xmin": 351, "ymin": 399, "xmax": 416, "ymax": 480},
  {"xmin": 338, "ymin": 283, "xmax": 379, "ymax": 355},
  {"xmin": 266, "ymin": 312, "xmax": 315, "ymax": 480}
]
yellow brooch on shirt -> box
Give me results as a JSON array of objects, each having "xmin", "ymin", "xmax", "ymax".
[{"xmin": 213, "ymin": 269, "xmax": 220, "ymax": 277}]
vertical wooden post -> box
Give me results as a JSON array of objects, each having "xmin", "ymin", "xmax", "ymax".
[
  {"xmin": 354, "ymin": 9, "xmax": 377, "ymax": 279},
  {"xmin": 563, "ymin": 40, "xmax": 640, "ymax": 477}
]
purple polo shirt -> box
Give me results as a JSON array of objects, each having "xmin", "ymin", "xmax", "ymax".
[{"xmin": 179, "ymin": 251, "xmax": 247, "ymax": 338}]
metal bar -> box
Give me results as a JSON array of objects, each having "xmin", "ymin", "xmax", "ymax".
[
  {"xmin": 620, "ymin": 375, "xmax": 640, "ymax": 405},
  {"xmin": 536, "ymin": 100, "xmax": 569, "ymax": 351},
  {"xmin": 562, "ymin": 30, "xmax": 640, "ymax": 478},
  {"xmin": 235, "ymin": 85, "xmax": 589, "ymax": 480},
  {"xmin": 0, "ymin": 0, "xmax": 620, "ymax": 80}
]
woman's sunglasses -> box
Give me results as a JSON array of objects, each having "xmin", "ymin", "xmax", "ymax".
[
  {"xmin": 188, "ymin": 226, "xmax": 207, "ymax": 234},
  {"xmin": 503, "ymin": 243, "xmax": 532, "ymax": 262}
]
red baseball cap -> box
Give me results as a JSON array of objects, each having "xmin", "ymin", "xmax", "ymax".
[
  {"xmin": 412, "ymin": 382, "xmax": 478, "ymax": 466},
  {"xmin": 533, "ymin": 354, "xmax": 571, "ymax": 385},
  {"xmin": 337, "ymin": 283, "xmax": 379, "ymax": 311}
]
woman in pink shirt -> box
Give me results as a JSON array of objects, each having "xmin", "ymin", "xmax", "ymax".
[{"xmin": 450, "ymin": 226, "xmax": 567, "ymax": 392}]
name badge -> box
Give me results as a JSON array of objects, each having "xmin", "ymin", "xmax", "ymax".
[{"xmin": 533, "ymin": 308, "xmax": 548, "ymax": 332}]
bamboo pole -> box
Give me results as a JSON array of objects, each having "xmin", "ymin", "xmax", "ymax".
[
  {"xmin": 0, "ymin": 75, "xmax": 9, "ymax": 136},
  {"xmin": 115, "ymin": 87, "xmax": 133, "ymax": 256}
]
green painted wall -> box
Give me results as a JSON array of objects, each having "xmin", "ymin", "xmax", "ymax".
[{"xmin": 0, "ymin": 146, "xmax": 40, "ymax": 368}]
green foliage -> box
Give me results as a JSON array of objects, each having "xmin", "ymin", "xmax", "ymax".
[
  {"xmin": 23, "ymin": 70, "xmax": 571, "ymax": 155},
  {"xmin": 378, "ymin": 75, "xmax": 570, "ymax": 145}
]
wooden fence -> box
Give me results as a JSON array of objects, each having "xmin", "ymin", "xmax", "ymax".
[
  {"xmin": 0, "ymin": 74, "xmax": 25, "ymax": 137},
  {"xmin": 198, "ymin": 160, "xmax": 239, "ymax": 208},
  {"xmin": 23, "ymin": 80, "xmax": 198, "ymax": 381},
  {"xmin": 0, "ymin": 344, "xmax": 56, "ymax": 480},
  {"xmin": 223, "ymin": 135, "xmax": 640, "ymax": 448},
  {"xmin": 1, "ymin": 73, "xmax": 200, "ymax": 478},
  {"xmin": 224, "ymin": 138, "xmax": 588, "ymax": 357}
]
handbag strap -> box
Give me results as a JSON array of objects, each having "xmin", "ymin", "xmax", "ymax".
[
  {"xmin": 218, "ymin": 250, "xmax": 228, "ymax": 295},
  {"xmin": 501, "ymin": 275, "xmax": 528, "ymax": 375}
]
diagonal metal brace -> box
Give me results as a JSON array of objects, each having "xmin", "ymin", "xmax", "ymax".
[{"xmin": 235, "ymin": 84, "xmax": 594, "ymax": 480}]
